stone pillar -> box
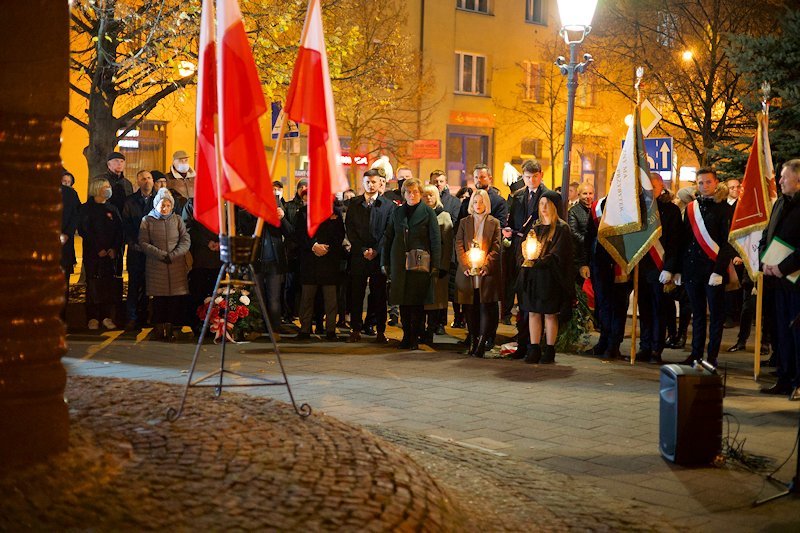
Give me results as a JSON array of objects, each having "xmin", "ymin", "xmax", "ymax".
[{"xmin": 0, "ymin": 1, "xmax": 70, "ymax": 467}]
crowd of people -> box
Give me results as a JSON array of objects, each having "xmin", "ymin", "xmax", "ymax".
[{"xmin": 60, "ymin": 152, "xmax": 800, "ymax": 400}]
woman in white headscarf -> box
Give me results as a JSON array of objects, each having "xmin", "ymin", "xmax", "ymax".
[{"xmin": 139, "ymin": 188, "xmax": 191, "ymax": 341}]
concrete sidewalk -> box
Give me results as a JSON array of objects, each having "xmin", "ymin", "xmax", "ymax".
[{"xmin": 60, "ymin": 323, "xmax": 800, "ymax": 531}]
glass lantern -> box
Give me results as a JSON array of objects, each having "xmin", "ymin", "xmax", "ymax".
[{"xmin": 521, "ymin": 231, "xmax": 542, "ymax": 267}]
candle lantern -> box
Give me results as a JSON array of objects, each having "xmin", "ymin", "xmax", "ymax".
[
  {"xmin": 522, "ymin": 231, "xmax": 542, "ymax": 267},
  {"xmin": 467, "ymin": 241, "xmax": 486, "ymax": 288}
]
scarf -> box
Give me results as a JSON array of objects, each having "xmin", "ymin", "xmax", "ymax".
[{"xmin": 472, "ymin": 211, "xmax": 489, "ymax": 244}]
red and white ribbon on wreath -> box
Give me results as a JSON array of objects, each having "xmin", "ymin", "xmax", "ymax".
[
  {"xmin": 210, "ymin": 316, "xmax": 236, "ymax": 344},
  {"xmin": 687, "ymin": 200, "xmax": 719, "ymax": 261}
]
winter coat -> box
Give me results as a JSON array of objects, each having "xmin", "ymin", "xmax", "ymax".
[
  {"xmin": 759, "ymin": 191, "xmax": 800, "ymax": 292},
  {"xmin": 425, "ymin": 208, "xmax": 454, "ymax": 310},
  {"xmin": 184, "ymin": 199, "xmax": 222, "ymax": 271},
  {"xmin": 139, "ymin": 213, "xmax": 191, "ymax": 296},
  {"xmin": 458, "ymin": 186, "xmax": 509, "ymax": 228},
  {"xmin": 640, "ymin": 192, "xmax": 682, "ymax": 283},
  {"xmin": 440, "ymin": 188, "xmax": 462, "ymax": 229},
  {"xmin": 237, "ymin": 208, "xmax": 293, "ymax": 275},
  {"xmin": 568, "ymin": 201, "xmax": 591, "ymax": 270},
  {"xmin": 455, "ymin": 214, "xmax": 502, "ymax": 304},
  {"xmin": 677, "ymin": 183, "xmax": 735, "ymax": 284},
  {"xmin": 78, "ymin": 198, "xmax": 123, "ymax": 278},
  {"xmin": 518, "ymin": 220, "xmax": 575, "ymax": 315},
  {"xmin": 383, "ymin": 202, "xmax": 442, "ymax": 306},
  {"xmin": 60, "ymin": 184, "xmax": 81, "ymax": 273},
  {"xmin": 295, "ymin": 205, "xmax": 346, "ymax": 286},
  {"xmin": 166, "ymin": 165, "xmax": 196, "ymax": 200},
  {"xmin": 121, "ymin": 190, "xmax": 154, "ymax": 272}
]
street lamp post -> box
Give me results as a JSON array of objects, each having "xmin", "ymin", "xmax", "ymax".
[{"xmin": 555, "ymin": 0, "xmax": 597, "ymax": 217}]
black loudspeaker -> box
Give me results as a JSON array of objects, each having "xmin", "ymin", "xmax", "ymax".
[{"xmin": 659, "ymin": 364, "xmax": 723, "ymax": 465}]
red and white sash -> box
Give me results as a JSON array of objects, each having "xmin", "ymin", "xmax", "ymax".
[
  {"xmin": 687, "ymin": 200, "xmax": 719, "ymax": 261},
  {"xmin": 648, "ymin": 240, "xmax": 665, "ymax": 270}
]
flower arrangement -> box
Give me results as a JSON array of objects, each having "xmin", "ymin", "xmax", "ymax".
[{"xmin": 197, "ymin": 287, "xmax": 263, "ymax": 342}]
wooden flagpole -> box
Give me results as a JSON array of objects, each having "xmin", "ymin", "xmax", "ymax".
[
  {"xmin": 213, "ymin": 119, "xmax": 227, "ymax": 237},
  {"xmin": 754, "ymin": 272, "xmax": 763, "ymax": 380},
  {"xmin": 630, "ymin": 265, "xmax": 639, "ymax": 364}
]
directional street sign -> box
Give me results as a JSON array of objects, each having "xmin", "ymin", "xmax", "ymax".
[
  {"xmin": 620, "ymin": 136, "xmax": 673, "ymax": 173},
  {"xmin": 644, "ymin": 137, "xmax": 672, "ymax": 172},
  {"xmin": 271, "ymin": 102, "xmax": 299, "ymax": 139}
]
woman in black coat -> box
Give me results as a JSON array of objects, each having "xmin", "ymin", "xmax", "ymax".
[
  {"xmin": 60, "ymin": 171, "xmax": 81, "ymax": 320},
  {"xmin": 518, "ymin": 190, "xmax": 574, "ymax": 364},
  {"xmin": 79, "ymin": 178, "xmax": 124, "ymax": 330},
  {"xmin": 295, "ymin": 202, "xmax": 346, "ymax": 340},
  {"xmin": 382, "ymin": 178, "xmax": 442, "ymax": 349}
]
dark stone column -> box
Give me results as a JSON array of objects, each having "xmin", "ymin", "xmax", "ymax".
[{"xmin": 0, "ymin": 1, "xmax": 69, "ymax": 467}]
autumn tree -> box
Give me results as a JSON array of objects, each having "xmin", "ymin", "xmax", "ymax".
[
  {"xmin": 69, "ymin": 0, "xmax": 200, "ymax": 181},
  {"xmin": 592, "ymin": 0, "xmax": 787, "ymax": 166}
]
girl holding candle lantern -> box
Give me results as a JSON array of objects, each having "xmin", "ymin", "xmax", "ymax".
[
  {"xmin": 518, "ymin": 190, "xmax": 574, "ymax": 364},
  {"xmin": 455, "ymin": 189, "xmax": 502, "ymax": 357}
]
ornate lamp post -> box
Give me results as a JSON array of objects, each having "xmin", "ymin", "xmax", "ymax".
[{"xmin": 555, "ymin": 0, "xmax": 597, "ymax": 217}]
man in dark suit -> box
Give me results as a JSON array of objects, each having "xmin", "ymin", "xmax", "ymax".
[
  {"xmin": 504, "ymin": 159, "xmax": 548, "ymax": 358},
  {"xmin": 432, "ymin": 169, "xmax": 460, "ymax": 225},
  {"xmin": 457, "ymin": 163, "xmax": 508, "ymax": 226},
  {"xmin": 120, "ymin": 170, "xmax": 155, "ymax": 330},
  {"xmin": 346, "ymin": 169, "xmax": 395, "ymax": 343}
]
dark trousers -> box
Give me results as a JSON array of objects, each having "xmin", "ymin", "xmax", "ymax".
[
  {"xmin": 465, "ymin": 290, "xmax": 499, "ymax": 339},
  {"xmin": 399, "ymin": 305, "xmax": 425, "ymax": 343},
  {"xmin": 189, "ymin": 267, "xmax": 219, "ymax": 331},
  {"xmin": 126, "ymin": 266, "xmax": 148, "ymax": 325},
  {"xmin": 665, "ymin": 286, "xmax": 692, "ymax": 338},
  {"xmin": 501, "ymin": 248, "xmax": 516, "ymax": 318},
  {"xmin": 350, "ymin": 259, "xmax": 387, "ymax": 333},
  {"xmin": 685, "ymin": 280, "xmax": 725, "ymax": 363},
  {"xmin": 261, "ymin": 273, "xmax": 284, "ymax": 329},
  {"xmin": 772, "ymin": 289, "xmax": 800, "ymax": 387},
  {"xmin": 283, "ymin": 270, "xmax": 301, "ymax": 320},
  {"xmin": 592, "ymin": 264, "xmax": 630, "ymax": 350},
  {"xmin": 299, "ymin": 284, "xmax": 337, "ymax": 334},
  {"xmin": 736, "ymin": 284, "xmax": 773, "ymax": 346},
  {"xmin": 638, "ymin": 278, "xmax": 669, "ymax": 353}
]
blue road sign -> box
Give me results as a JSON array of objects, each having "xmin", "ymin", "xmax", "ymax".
[
  {"xmin": 271, "ymin": 102, "xmax": 299, "ymax": 139},
  {"xmin": 644, "ymin": 137, "xmax": 672, "ymax": 172},
  {"xmin": 621, "ymin": 136, "xmax": 673, "ymax": 173}
]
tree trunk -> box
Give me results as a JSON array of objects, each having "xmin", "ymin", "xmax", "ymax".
[{"xmin": 0, "ymin": 0, "xmax": 70, "ymax": 469}]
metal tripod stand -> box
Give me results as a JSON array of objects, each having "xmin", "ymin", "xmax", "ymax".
[
  {"xmin": 166, "ymin": 235, "xmax": 311, "ymax": 421},
  {"xmin": 754, "ymin": 408, "xmax": 799, "ymax": 506}
]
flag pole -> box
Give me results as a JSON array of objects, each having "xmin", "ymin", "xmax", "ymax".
[
  {"xmin": 254, "ymin": 113, "xmax": 288, "ymax": 239},
  {"xmin": 754, "ymin": 272, "xmax": 763, "ymax": 380},
  {"xmin": 630, "ymin": 265, "xmax": 639, "ymax": 364},
  {"xmin": 213, "ymin": 121, "xmax": 226, "ymax": 237}
]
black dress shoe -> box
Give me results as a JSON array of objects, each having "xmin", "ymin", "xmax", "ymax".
[
  {"xmin": 664, "ymin": 334, "xmax": 677, "ymax": 347},
  {"xmin": 347, "ymin": 331, "xmax": 361, "ymax": 343},
  {"xmin": 648, "ymin": 351, "xmax": 664, "ymax": 364},
  {"xmin": 603, "ymin": 347, "xmax": 622, "ymax": 360},
  {"xmin": 435, "ymin": 325, "xmax": 446, "ymax": 335},
  {"xmin": 761, "ymin": 383, "xmax": 793, "ymax": 395},
  {"xmin": 375, "ymin": 332, "xmax": 389, "ymax": 344},
  {"xmin": 361, "ymin": 326, "xmax": 376, "ymax": 336},
  {"xmin": 388, "ymin": 317, "xmax": 400, "ymax": 327},
  {"xmin": 325, "ymin": 332, "xmax": 338, "ymax": 341},
  {"xmin": 582, "ymin": 343, "xmax": 607, "ymax": 356},
  {"xmin": 636, "ymin": 349, "xmax": 653, "ymax": 362},
  {"xmin": 672, "ymin": 334, "xmax": 687, "ymax": 349},
  {"xmin": 727, "ymin": 343, "xmax": 746, "ymax": 353},
  {"xmin": 295, "ymin": 332, "xmax": 311, "ymax": 341},
  {"xmin": 680, "ymin": 355, "xmax": 698, "ymax": 365},
  {"xmin": 450, "ymin": 319, "xmax": 465, "ymax": 329}
]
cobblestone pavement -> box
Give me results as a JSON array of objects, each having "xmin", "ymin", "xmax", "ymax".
[
  {"xmin": 1, "ymin": 377, "xmax": 472, "ymax": 531},
  {"xmin": 33, "ymin": 321, "xmax": 800, "ymax": 530}
]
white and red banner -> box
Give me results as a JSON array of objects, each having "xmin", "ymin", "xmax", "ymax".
[
  {"xmin": 285, "ymin": 0, "xmax": 348, "ymax": 236},
  {"xmin": 217, "ymin": 0, "xmax": 279, "ymax": 227},
  {"xmin": 194, "ymin": 0, "xmax": 220, "ymax": 233},
  {"xmin": 728, "ymin": 112, "xmax": 777, "ymax": 280}
]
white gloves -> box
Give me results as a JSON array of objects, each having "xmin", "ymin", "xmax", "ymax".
[
  {"xmin": 708, "ymin": 273, "xmax": 723, "ymax": 286},
  {"xmin": 673, "ymin": 273, "xmax": 682, "ymax": 286},
  {"xmin": 659, "ymin": 271, "xmax": 673, "ymax": 284}
]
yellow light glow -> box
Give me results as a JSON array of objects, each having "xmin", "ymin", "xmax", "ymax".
[
  {"xmin": 178, "ymin": 61, "xmax": 197, "ymax": 77},
  {"xmin": 624, "ymin": 114, "xmax": 634, "ymax": 127},
  {"xmin": 523, "ymin": 233, "xmax": 540, "ymax": 262},
  {"xmin": 682, "ymin": 50, "xmax": 693, "ymax": 62},
  {"xmin": 468, "ymin": 243, "xmax": 486, "ymax": 271}
]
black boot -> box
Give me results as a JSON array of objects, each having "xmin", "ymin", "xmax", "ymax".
[
  {"xmin": 163, "ymin": 323, "xmax": 175, "ymax": 342},
  {"xmin": 524, "ymin": 344, "xmax": 542, "ymax": 364},
  {"xmin": 465, "ymin": 334, "xmax": 480, "ymax": 355},
  {"xmin": 672, "ymin": 332, "xmax": 687, "ymax": 349},
  {"xmin": 541, "ymin": 344, "xmax": 556, "ymax": 364},
  {"xmin": 509, "ymin": 342, "xmax": 526, "ymax": 360},
  {"xmin": 473, "ymin": 336, "xmax": 487, "ymax": 358}
]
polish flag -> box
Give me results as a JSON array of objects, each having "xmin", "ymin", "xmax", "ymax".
[
  {"xmin": 194, "ymin": 0, "xmax": 220, "ymax": 233},
  {"xmin": 285, "ymin": 0, "xmax": 348, "ymax": 236},
  {"xmin": 217, "ymin": 0, "xmax": 279, "ymax": 227}
]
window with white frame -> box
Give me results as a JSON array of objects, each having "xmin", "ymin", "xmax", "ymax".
[
  {"xmin": 457, "ymin": 0, "xmax": 489, "ymax": 14},
  {"xmin": 522, "ymin": 61, "xmax": 543, "ymax": 103},
  {"xmin": 455, "ymin": 52, "xmax": 487, "ymax": 95},
  {"xmin": 526, "ymin": 0, "xmax": 546, "ymax": 24}
]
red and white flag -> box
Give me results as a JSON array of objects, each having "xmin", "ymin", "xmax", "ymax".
[
  {"xmin": 194, "ymin": 0, "xmax": 220, "ymax": 233},
  {"xmin": 217, "ymin": 0, "xmax": 279, "ymax": 226},
  {"xmin": 728, "ymin": 112, "xmax": 777, "ymax": 280},
  {"xmin": 285, "ymin": 0, "xmax": 348, "ymax": 236}
]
